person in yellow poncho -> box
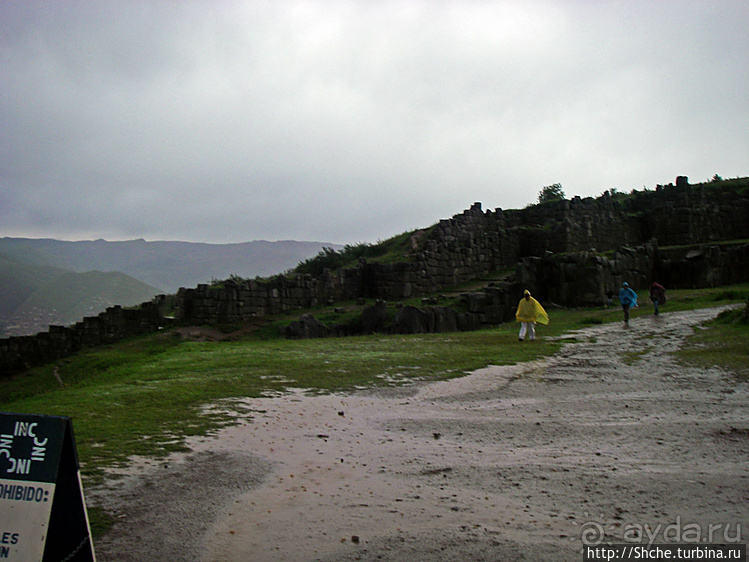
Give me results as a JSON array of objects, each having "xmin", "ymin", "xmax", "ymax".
[{"xmin": 515, "ymin": 289, "xmax": 549, "ymax": 341}]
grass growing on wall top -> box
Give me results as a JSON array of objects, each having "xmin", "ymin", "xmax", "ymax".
[{"xmin": 293, "ymin": 229, "xmax": 422, "ymax": 276}]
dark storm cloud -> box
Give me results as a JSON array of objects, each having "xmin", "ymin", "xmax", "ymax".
[{"xmin": 1, "ymin": 1, "xmax": 747, "ymax": 244}]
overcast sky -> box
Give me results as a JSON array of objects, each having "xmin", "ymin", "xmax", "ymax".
[{"xmin": 2, "ymin": 1, "xmax": 747, "ymax": 245}]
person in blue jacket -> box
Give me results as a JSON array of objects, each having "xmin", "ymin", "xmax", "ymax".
[{"xmin": 618, "ymin": 282, "xmax": 639, "ymax": 324}]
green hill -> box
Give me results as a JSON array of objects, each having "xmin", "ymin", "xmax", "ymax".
[
  {"xmin": 0, "ymin": 237, "xmax": 340, "ymax": 337},
  {"xmin": 0, "ymin": 238, "xmax": 342, "ymax": 293},
  {"xmin": 0, "ymin": 252, "xmax": 69, "ymax": 317},
  {"xmin": 0, "ymin": 253, "xmax": 161, "ymax": 337}
]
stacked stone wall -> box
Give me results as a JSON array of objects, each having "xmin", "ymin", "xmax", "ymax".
[
  {"xmin": 172, "ymin": 181, "xmax": 749, "ymax": 326},
  {"xmin": 4, "ymin": 179, "xmax": 749, "ymax": 368},
  {"xmin": 0, "ymin": 297, "xmax": 167, "ymax": 376},
  {"xmin": 655, "ymin": 243, "xmax": 749, "ymax": 289},
  {"xmin": 411, "ymin": 203, "xmax": 500, "ymax": 292},
  {"xmin": 514, "ymin": 242, "xmax": 749, "ymax": 308},
  {"xmin": 173, "ymin": 268, "xmax": 365, "ymax": 325},
  {"xmin": 515, "ymin": 242, "xmax": 659, "ymax": 307}
]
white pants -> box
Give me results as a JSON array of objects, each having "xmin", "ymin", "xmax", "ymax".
[{"xmin": 519, "ymin": 322, "xmax": 535, "ymax": 341}]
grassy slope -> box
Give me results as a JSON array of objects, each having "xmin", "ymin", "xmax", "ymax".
[
  {"xmin": 678, "ymin": 304, "xmax": 749, "ymax": 380},
  {"xmin": 1, "ymin": 250, "xmax": 162, "ymax": 336},
  {"xmin": 0, "ymin": 329, "xmax": 560, "ymax": 480},
  {"xmin": 0, "ymin": 253, "xmax": 68, "ymax": 316},
  {"xmin": 17, "ymin": 270, "xmax": 162, "ymax": 320},
  {"xmin": 1, "ymin": 285, "xmax": 746, "ymax": 483},
  {"xmin": 3, "ymin": 179, "xmax": 747, "ymax": 536},
  {"xmin": 0, "ymin": 285, "xmax": 745, "ymax": 539}
]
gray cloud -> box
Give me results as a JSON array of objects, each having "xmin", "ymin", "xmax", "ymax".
[{"xmin": 2, "ymin": 0, "xmax": 747, "ymax": 244}]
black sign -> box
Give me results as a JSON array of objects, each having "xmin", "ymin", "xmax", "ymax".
[{"xmin": 0, "ymin": 412, "xmax": 95, "ymax": 561}]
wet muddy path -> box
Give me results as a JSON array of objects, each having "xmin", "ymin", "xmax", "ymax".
[{"xmin": 93, "ymin": 307, "xmax": 749, "ymax": 561}]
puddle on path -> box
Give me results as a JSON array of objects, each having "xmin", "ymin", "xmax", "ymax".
[
  {"xmin": 197, "ymin": 363, "xmax": 543, "ymax": 561},
  {"xmin": 93, "ymin": 306, "xmax": 748, "ymax": 562},
  {"xmin": 196, "ymin": 306, "xmax": 748, "ymax": 561}
]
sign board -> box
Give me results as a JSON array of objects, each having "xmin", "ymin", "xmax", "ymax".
[{"xmin": 0, "ymin": 412, "xmax": 95, "ymax": 561}]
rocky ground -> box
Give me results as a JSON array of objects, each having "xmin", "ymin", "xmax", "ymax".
[{"xmin": 90, "ymin": 306, "xmax": 748, "ymax": 561}]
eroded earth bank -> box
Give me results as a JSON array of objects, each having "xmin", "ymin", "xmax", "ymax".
[{"xmin": 91, "ymin": 307, "xmax": 749, "ymax": 561}]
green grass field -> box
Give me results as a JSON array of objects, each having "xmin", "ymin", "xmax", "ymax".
[{"xmin": 1, "ymin": 285, "xmax": 746, "ymax": 485}]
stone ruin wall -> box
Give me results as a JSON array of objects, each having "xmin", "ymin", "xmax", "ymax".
[
  {"xmin": 172, "ymin": 267, "xmax": 364, "ymax": 325},
  {"xmin": 172, "ymin": 180, "xmax": 749, "ymax": 325},
  {"xmin": 0, "ymin": 298, "xmax": 167, "ymax": 376},
  {"xmin": 462, "ymin": 240, "xmax": 749, "ymax": 325},
  {"xmin": 3, "ymin": 178, "xmax": 749, "ymax": 374}
]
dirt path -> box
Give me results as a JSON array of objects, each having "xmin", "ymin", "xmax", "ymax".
[{"xmin": 92, "ymin": 307, "xmax": 749, "ymax": 561}]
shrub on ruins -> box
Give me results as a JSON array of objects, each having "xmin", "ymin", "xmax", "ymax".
[
  {"xmin": 208, "ymin": 273, "xmax": 245, "ymax": 288},
  {"xmin": 294, "ymin": 246, "xmax": 350, "ymax": 276},
  {"xmin": 538, "ymin": 183, "xmax": 566, "ymax": 204},
  {"xmin": 293, "ymin": 231, "xmax": 418, "ymax": 276}
]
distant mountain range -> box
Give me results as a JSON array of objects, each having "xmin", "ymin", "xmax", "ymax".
[{"xmin": 0, "ymin": 237, "xmax": 340, "ymax": 337}]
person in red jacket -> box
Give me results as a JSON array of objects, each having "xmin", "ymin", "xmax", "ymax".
[{"xmin": 649, "ymin": 282, "xmax": 666, "ymax": 315}]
